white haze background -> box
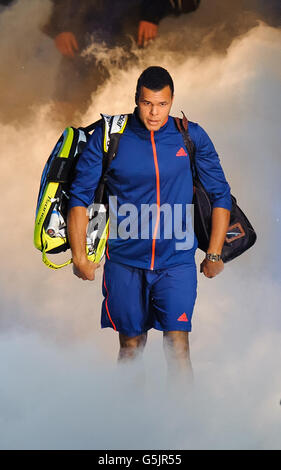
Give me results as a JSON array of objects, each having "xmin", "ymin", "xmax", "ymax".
[{"xmin": 0, "ymin": 0, "xmax": 280, "ymax": 450}]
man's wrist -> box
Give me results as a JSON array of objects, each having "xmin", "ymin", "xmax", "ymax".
[
  {"xmin": 206, "ymin": 252, "xmax": 222, "ymax": 262},
  {"xmin": 73, "ymin": 254, "xmax": 88, "ymax": 266}
]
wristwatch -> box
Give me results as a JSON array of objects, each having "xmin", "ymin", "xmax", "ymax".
[{"xmin": 206, "ymin": 253, "xmax": 222, "ymax": 262}]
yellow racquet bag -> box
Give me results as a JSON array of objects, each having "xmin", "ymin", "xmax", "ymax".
[{"xmin": 34, "ymin": 114, "xmax": 128, "ymax": 269}]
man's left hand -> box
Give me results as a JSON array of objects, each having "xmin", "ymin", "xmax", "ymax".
[{"xmin": 200, "ymin": 258, "xmax": 224, "ymax": 278}]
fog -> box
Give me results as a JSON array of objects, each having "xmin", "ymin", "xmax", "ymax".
[{"xmin": 0, "ymin": 0, "xmax": 280, "ymax": 450}]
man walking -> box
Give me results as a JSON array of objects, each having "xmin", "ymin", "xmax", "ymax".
[{"xmin": 67, "ymin": 66, "xmax": 231, "ymax": 385}]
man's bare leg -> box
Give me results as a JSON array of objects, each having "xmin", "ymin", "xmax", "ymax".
[
  {"xmin": 118, "ymin": 332, "xmax": 148, "ymax": 392},
  {"xmin": 118, "ymin": 332, "xmax": 148, "ymax": 362},
  {"xmin": 163, "ymin": 331, "xmax": 194, "ymax": 392}
]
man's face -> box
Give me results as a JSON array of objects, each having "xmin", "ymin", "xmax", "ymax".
[{"xmin": 137, "ymin": 85, "xmax": 174, "ymax": 131}]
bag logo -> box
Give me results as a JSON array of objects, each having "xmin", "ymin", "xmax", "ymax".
[
  {"xmin": 225, "ymin": 222, "xmax": 245, "ymax": 243},
  {"xmin": 110, "ymin": 114, "xmax": 128, "ymax": 135},
  {"xmin": 116, "ymin": 114, "xmax": 126, "ymax": 129},
  {"xmin": 37, "ymin": 195, "xmax": 52, "ymax": 226}
]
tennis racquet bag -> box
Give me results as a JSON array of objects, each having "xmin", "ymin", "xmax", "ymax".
[{"xmin": 34, "ymin": 114, "xmax": 128, "ymax": 269}]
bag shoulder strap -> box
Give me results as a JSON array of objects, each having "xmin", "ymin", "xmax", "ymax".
[
  {"xmin": 174, "ymin": 111, "xmax": 198, "ymax": 180},
  {"xmin": 95, "ymin": 113, "xmax": 129, "ymax": 202},
  {"xmin": 101, "ymin": 113, "xmax": 128, "ymax": 154}
]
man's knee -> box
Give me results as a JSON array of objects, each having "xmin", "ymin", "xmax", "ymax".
[
  {"xmin": 119, "ymin": 332, "xmax": 147, "ymax": 350},
  {"xmin": 163, "ymin": 331, "xmax": 190, "ymax": 358},
  {"xmin": 163, "ymin": 331, "xmax": 193, "ymax": 386},
  {"xmin": 118, "ymin": 332, "xmax": 147, "ymax": 361}
]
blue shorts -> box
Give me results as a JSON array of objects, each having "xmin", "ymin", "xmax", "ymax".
[{"xmin": 101, "ymin": 258, "xmax": 197, "ymax": 337}]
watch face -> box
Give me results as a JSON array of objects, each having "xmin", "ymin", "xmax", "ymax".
[{"xmin": 206, "ymin": 254, "xmax": 221, "ymax": 261}]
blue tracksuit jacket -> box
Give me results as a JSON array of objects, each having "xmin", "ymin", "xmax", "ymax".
[{"xmin": 69, "ymin": 109, "xmax": 232, "ymax": 270}]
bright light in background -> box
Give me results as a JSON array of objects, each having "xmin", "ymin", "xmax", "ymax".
[{"xmin": 0, "ymin": 0, "xmax": 280, "ymax": 450}]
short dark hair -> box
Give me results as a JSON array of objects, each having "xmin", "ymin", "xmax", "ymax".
[{"xmin": 135, "ymin": 66, "xmax": 174, "ymax": 104}]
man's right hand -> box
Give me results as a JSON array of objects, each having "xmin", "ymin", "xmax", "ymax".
[
  {"xmin": 54, "ymin": 32, "xmax": 79, "ymax": 57},
  {"xmin": 73, "ymin": 258, "xmax": 100, "ymax": 281},
  {"xmin": 138, "ymin": 21, "xmax": 158, "ymax": 47}
]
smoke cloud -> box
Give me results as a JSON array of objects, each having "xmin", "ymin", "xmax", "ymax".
[{"xmin": 0, "ymin": 0, "xmax": 281, "ymax": 450}]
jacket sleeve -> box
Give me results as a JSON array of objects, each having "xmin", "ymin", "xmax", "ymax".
[
  {"xmin": 68, "ymin": 124, "xmax": 104, "ymax": 209},
  {"xmin": 140, "ymin": 0, "xmax": 170, "ymax": 24},
  {"xmin": 195, "ymin": 125, "xmax": 232, "ymax": 211},
  {"xmin": 140, "ymin": 0, "xmax": 200, "ymax": 24},
  {"xmin": 41, "ymin": 0, "xmax": 77, "ymax": 38}
]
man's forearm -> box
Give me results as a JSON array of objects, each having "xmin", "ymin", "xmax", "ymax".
[
  {"xmin": 207, "ymin": 207, "xmax": 230, "ymax": 255},
  {"xmin": 67, "ymin": 206, "xmax": 89, "ymax": 264}
]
